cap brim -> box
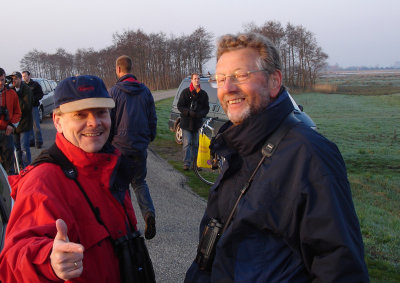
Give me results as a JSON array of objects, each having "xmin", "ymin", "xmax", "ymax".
[{"xmin": 59, "ymin": 97, "xmax": 115, "ymax": 113}]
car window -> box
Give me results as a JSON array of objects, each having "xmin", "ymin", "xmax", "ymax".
[
  {"xmin": 200, "ymin": 82, "xmax": 218, "ymax": 104},
  {"xmin": 42, "ymin": 80, "xmax": 52, "ymax": 94},
  {"xmin": 34, "ymin": 79, "xmax": 50, "ymax": 95},
  {"xmin": 49, "ymin": 80, "xmax": 57, "ymax": 90},
  {"xmin": 38, "ymin": 81, "xmax": 46, "ymax": 93}
]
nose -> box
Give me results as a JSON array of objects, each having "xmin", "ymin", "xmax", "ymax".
[
  {"xmin": 86, "ymin": 112, "xmax": 101, "ymax": 127},
  {"xmin": 222, "ymin": 76, "xmax": 238, "ymax": 92}
]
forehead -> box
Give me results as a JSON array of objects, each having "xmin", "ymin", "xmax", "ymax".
[
  {"xmin": 67, "ymin": 107, "xmax": 110, "ymax": 114},
  {"xmin": 192, "ymin": 75, "xmax": 200, "ymax": 79},
  {"xmin": 216, "ymin": 48, "xmax": 259, "ymax": 73}
]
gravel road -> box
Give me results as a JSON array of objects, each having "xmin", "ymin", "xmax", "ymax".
[{"xmin": 30, "ymin": 88, "xmax": 207, "ymax": 282}]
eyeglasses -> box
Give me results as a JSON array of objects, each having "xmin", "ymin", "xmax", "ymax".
[{"xmin": 209, "ymin": 70, "xmax": 266, "ymax": 88}]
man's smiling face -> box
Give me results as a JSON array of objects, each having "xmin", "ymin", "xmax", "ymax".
[
  {"xmin": 54, "ymin": 108, "xmax": 111, "ymax": 153},
  {"xmin": 216, "ymin": 48, "xmax": 275, "ymax": 125}
]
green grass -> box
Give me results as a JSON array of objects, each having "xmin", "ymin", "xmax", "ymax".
[{"xmin": 152, "ymin": 93, "xmax": 400, "ymax": 282}]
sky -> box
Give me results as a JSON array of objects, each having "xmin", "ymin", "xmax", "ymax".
[{"xmin": 1, "ymin": 0, "xmax": 399, "ymax": 74}]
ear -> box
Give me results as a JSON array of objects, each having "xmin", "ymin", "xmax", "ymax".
[
  {"xmin": 53, "ymin": 113, "xmax": 64, "ymax": 133},
  {"xmin": 268, "ymin": 70, "xmax": 282, "ymax": 99},
  {"xmin": 115, "ymin": 66, "xmax": 121, "ymax": 77}
]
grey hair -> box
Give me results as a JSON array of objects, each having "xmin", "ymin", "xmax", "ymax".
[{"xmin": 216, "ymin": 33, "xmax": 281, "ymax": 74}]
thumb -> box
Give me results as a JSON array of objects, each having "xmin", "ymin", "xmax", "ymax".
[{"xmin": 54, "ymin": 219, "xmax": 69, "ymax": 242}]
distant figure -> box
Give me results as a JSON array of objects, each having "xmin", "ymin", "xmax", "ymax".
[
  {"xmin": 22, "ymin": 71, "xmax": 44, "ymax": 149},
  {"xmin": 0, "ymin": 68, "xmax": 21, "ymax": 174},
  {"xmin": 177, "ymin": 73, "xmax": 209, "ymax": 170},
  {"xmin": 10, "ymin": 71, "xmax": 33, "ymax": 168},
  {"xmin": 0, "ymin": 75, "xmax": 141, "ymax": 282},
  {"xmin": 185, "ymin": 33, "xmax": 369, "ymax": 282},
  {"xmin": 109, "ymin": 55, "xmax": 157, "ymax": 240}
]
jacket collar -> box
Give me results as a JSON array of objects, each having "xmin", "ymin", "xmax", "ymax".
[
  {"xmin": 55, "ymin": 132, "xmax": 120, "ymax": 169},
  {"xmin": 212, "ymin": 89, "xmax": 294, "ymax": 156},
  {"xmin": 117, "ymin": 74, "xmax": 139, "ymax": 84}
]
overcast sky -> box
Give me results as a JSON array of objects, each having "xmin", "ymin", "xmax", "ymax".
[{"xmin": 1, "ymin": 0, "xmax": 399, "ymax": 74}]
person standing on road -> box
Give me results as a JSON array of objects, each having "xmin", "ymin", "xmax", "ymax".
[
  {"xmin": 185, "ymin": 33, "xmax": 369, "ymax": 282},
  {"xmin": 0, "ymin": 68, "xmax": 21, "ymax": 174},
  {"xmin": 109, "ymin": 55, "xmax": 157, "ymax": 240},
  {"xmin": 177, "ymin": 73, "xmax": 209, "ymax": 171},
  {"xmin": 10, "ymin": 71, "xmax": 33, "ymax": 168},
  {"xmin": 22, "ymin": 71, "xmax": 44, "ymax": 149},
  {"xmin": 0, "ymin": 75, "xmax": 141, "ymax": 282}
]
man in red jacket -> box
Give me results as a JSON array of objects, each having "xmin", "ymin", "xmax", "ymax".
[
  {"xmin": 0, "ymin": 68, "xmax": 21, "ymax": 174},
  {"xmin": 0, "ymin": 75, "xmax": 140, "ymax": 282}
]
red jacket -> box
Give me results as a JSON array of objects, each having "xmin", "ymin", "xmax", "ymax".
[
  {"xmin": 0, "ymin": 87, "xmax": 21, "ymax": 130},
  {"xmin": 0, "ymin": 133, "xmax": 138, "ymax": 282}
]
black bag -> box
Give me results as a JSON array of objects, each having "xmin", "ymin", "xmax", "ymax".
[
  {"xmin": 40, "ymin": 144, "xmax": 156, "ymax": 283},
  {"xmin": 114, "ymin": 230, "xmax": 156, "ymax": 283}
]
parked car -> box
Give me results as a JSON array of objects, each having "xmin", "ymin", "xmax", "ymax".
[
  {"xmin": 169, "ymin": 76, "xmax": 316, "ymax": 144},
  {"xmin": 169, "ymin": 76, "xmax": 227, "ymax": 144},
  {"xmin": 32, "ymin": 78, "xmax": 57, "ymax": 122}
]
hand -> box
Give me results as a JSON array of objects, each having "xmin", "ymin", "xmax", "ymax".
[
  {"xmin": 5, "ymin": 125, "xmax": 13, "ymax": 135},
  {"xmin": 50, "ymin": 219, "xmax": 85, "ymax": 280}
]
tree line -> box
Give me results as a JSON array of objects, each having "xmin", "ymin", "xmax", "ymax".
[{"xmin": 20, "ymin": 22, "xmax": 327, "ymax": 90}]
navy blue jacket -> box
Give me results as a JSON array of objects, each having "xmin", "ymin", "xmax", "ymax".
[
  {"xmin": 185, "ymin": 90, "xmax": 369, "ymax": 282},
  {"xmin": 109, "ymin": 74, "xmax": 157, "ymax": 154}
]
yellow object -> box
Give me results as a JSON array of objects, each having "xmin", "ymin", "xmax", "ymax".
[{"xmin": 197, "ymin": 133, "xmax": 212, "ymax": 168}]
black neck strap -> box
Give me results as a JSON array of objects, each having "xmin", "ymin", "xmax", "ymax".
[{"xmin": 47, "ymin": 144, "xmax": 112, "ymax": 234}]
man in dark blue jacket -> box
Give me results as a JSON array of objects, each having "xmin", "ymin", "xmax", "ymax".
[
  {"xmin": 185, "ymin": 33, "xmax": 369, "ymax": 282},
  {"xmin": 109, "ymin": 55, "xmax": 157, "ymax": 239}
]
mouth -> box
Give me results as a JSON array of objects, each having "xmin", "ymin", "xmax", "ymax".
[
  {"xmin": 82, "ymin": 132, "xmax": 102, "ymax": 137},
  {"xmin": 227, "ymin": 98, "xmax": 245, "ymax": 105}
]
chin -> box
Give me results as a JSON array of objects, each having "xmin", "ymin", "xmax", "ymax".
[
  {"xmin": 227, "ymin": 108, "xmax": 251, "ymax": 125},
  {"xmin": 82, "ymin": 144, "xmax": 104, "ymax": 153}
]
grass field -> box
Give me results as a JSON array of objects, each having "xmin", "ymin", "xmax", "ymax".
[
  {"xmin": 294, "ymin": 92, "xmax": 400, "ymax": 282},
  {"xmin": 314, "ymin": 69, "xmax": 400, "ymax": 95},
  {"xmin": 151, "ymin": 87, "xmax": 400, "ymax": 282}
]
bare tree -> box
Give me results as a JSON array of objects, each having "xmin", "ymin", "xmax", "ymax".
[
  {"xmin": 245, "ymin": 21, "xmax": 328, "ymax": 89},
  {"xmin": 188, "ymin": 27, "xmax": 214, "ymax": 75},
  {"xmin": 17, "ymin": 27, "xmax": 215, "ymax": 90}
]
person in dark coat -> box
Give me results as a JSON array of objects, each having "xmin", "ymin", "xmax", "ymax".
[
  {"xmin": 185, "ymin": 33, "xmax": 369, "ymax": 282},
  {"xmin": 10, "ymin": 71, "xmax": 33, "ymax": 168},
  {"xmin": 22, "ymin": 71, "xmax": 44, "ymax": 148},
  {"xmin": 109, "ymin": 55, "xmax": 157, "ymax": 239},
  {"xmin": 177, "ymin": 73, "xmax": 209, "ymax": 170}
]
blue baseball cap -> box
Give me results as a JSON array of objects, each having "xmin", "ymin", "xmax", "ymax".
[{"xmin": 54, "ymin": 75, "xmax": 115, "ymax": 113}]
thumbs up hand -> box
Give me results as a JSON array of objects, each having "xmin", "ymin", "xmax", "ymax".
[{"xmin": 50, "ymin": 219, "xmax": 85, "ymax": 280}]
